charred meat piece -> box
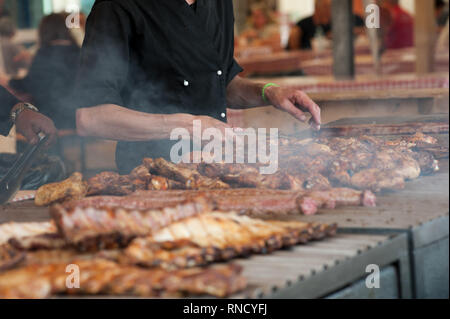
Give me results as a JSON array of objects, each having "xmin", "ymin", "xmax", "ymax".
[
  {"xmin": 129, "ymin": 165, "xmax": 152, "ymax": 183},
  {"xmin": 410, "ymin": 151, "xmax": 440, "ymax": 175},
  {"xmin": 8, "ymin": 233, "xmax": 68, "ymax": 251},
  {"xmin": 67, "ymin": 188, "xmax": 375, "ymax": 217},
  {"xmin": 87, "ymin": 172, "xmax": 146, "ymax": 196},
  {"xmin": 0, "ymin": 259, "xmax": 246, "ymax": 298},
  {"xmin": 35, "ymin": 173, "xmax": 88, "ymax": 206},
  {"xmin": 153, "ymin": 158, "xmax": 230, "ymax": 190},
  {"xmin": 386, "ymin": 132, "xmax": 438, "ymax": 147},
  {"xmin": 50, "ymin": 196, "xmax": 211, "ymax": 251},
  {"xmin": 412, "ymin": 144, "xmax": 449, "ymax": 160}
]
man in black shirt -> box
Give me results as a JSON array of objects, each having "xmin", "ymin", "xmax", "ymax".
[
  {"xmin": 75, "ymin": 0, "xmax": 321, "ymax": 173},
  {"xmin": 289, "ymin": 0, "xmax": 364, "ymax": 50},
  {"xmin": 0, "ymin": 86, "xmax": 57, "ymax": 145}
]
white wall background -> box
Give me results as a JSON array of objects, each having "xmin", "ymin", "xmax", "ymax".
[
  {"xmin": 279, "ymin": 0, "xmax": 417, "ymax": 22},
  {"xmin": 279, "ymin": 0, "xmax": 315, "ymax": 22},
  {"xmin": 400, "ymin": 0, "xmax": 415, "ymax": 15}
]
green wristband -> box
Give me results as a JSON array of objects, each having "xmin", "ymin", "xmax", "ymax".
[{"xmin": 262, "ymin": 83, "xmax": 280, "ymax": 103}]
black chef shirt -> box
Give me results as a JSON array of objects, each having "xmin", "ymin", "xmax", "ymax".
[
  {"xmin": 0, "ymin": 86, "xmax": 20, "ymax": 136},
  {"xmin": 75, "ymin": 0, "xmax": 243, "ymax": 174}
]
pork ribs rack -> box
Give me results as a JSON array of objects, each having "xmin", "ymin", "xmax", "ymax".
[
  {"xmin": 0, "ymin": 259, "xmax": 246, "ymax": 298},
  {"xmin": 0, "ymin": 194, "xmax": 337, "ymax": 298}
]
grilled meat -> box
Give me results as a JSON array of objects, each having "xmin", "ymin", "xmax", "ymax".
[
  {"xmin": 198, "ymin": 163, "xmax": 318, "ymax": 191},
  {"xmin": 351, "ymin": 169, "xmax": 405, "ymax": 192},
  {"xmin": 8, "ymin": 233, "xmax": 67, "ymax": 251},
  {"xmin": 122, "ymin": 213, "xmax": 336, "ymax": 269},
  {"xmin": 297, "ymin": 188, "xmax": 376, "ymax": 215},
  {"xmin": 50, "ymin": 196, "xmax": 211, "ymax": 251},
  {"xmin": 65, "ymin": 188, "xmax": 375, "ymax": 218},
  {"xmin": 153, "ymin": 158, "xmax": 230, "ymax": 190},
  {"xmin": 372, "ymin": 149, "xmax": 421, "ymax": 180},
  {"xmin": 35, "ymin": 173, "xmax": 88, "ymax": 206},
  {"xmin": 0, "ymin": 244, "xmax": 25, "ymax": 272},
  {"xmin": 87, "ymin": 172, "xmax": 147, "ymax": 196},
  {"xmin": 410, "ymin": 151, "xmax": 440, "ymax": 175},
  {"xmin": 0, "ymin": 222, "xmax": 56, "ymax": 245},
  {"xmin": 0, "ymin": 259, "xmax": 246, "ymax": 298}
]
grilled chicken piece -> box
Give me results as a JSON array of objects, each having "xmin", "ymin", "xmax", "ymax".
[
  {"xmin": 351, "ymin": 169, "xmax": 405, "ymax": 192},
  {"xmin": 0, "ymin": 259, "xmax": 246, "ymax": 298},
  {"xmin": 35, "ymin": 173, "xmax": 88, "ymax": 206},
  {"xmin": 372, "ymin": 149, "xmax": 421, "ymax": 180},
  {"xmin": 50, "ymin": 196, "xmax": 211, "ymax": 251}
]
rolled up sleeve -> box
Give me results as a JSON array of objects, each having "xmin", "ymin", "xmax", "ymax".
[{"xmin": 226, "ymin": 58, "xmax": 243, "ymax": 85}]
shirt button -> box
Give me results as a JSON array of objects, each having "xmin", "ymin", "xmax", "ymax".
[
  {"xmin": 184, "ymin": 80, "xmax": 189, "ymax": 87},
  {"xmin": 217, "ymin": 70, "xmax": 223, "ymax": 76},
  {"xmin": 221, "ymin": 112, "xmax": 226, "ymax": 118}
]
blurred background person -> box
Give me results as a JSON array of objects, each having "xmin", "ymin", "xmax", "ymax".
[
  {"xmin": 288, "ymin": 0, "xmax": 364, "ymax": 51},
  {"xmin": 238, "ymin": 3, "xmax": 281, "ymax": 51},
  {"xmin": 288, "ymin": 0, "xmax": 332, "ymax": 51},
  {"xmin": 9, "ymin": 13, "xmax": 80, "ymax": 130},
  {"xmin": 435, "ymin": 0, "xmax": 449, "ymax": 31},
  {"xmin": 379, "ymin": 0, "xmax": 414, "ymax": 50},
  {"xmin": 0, "ymin": 17, "xmax": 31, "ymax": 77}
]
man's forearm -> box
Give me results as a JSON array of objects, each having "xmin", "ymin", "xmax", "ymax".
[
  {"xmin": 226, "ymin": 76, "xmax": 269, "ymax": 109},
  {"xmin": 76, "ymin": 104, "xmax": 193, "ymax": 141}
]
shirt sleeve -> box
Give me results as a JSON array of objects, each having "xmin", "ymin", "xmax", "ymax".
[
  {"xmin": 0, "ymin": 86, "xmax": 20, "ymax": 136},
  {"xmin": 226, "ymin": 5, "xmax": 243, "ymax": 85},
  {"xmin": 226, "ymin": 58, "xmax": 243, "ymax": 85},
  {"xmin": 73, "ymin": 1, "xmax": 132, "ymax": 109}
]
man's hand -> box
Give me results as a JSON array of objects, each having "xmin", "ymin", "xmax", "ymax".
[
  {"xmin": 15, "ymin": 110, "xmax": 57, "ymax": 147},
  {"xmin": 263, "ymin": 86, "xmax": 322, "ymax": 130}
]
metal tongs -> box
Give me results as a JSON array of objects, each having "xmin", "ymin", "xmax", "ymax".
[{"xmin": 0, "ymin": 134, "xmax": 48, "ymax": 205}]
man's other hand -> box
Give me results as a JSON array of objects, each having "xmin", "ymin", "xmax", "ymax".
[{"xmin": 264, "ymin": 86, "xmax": 322, "ymax": 130}]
